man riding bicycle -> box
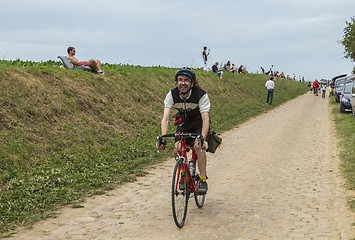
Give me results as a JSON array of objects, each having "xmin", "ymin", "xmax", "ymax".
[{"xmin": 157, "ymin": 67, "xmax": 210, "ymax": 193}]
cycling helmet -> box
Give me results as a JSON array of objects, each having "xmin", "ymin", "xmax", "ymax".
[{"xmin": 175, "ymin": 67, "xmax": 196, "ymax": 84}]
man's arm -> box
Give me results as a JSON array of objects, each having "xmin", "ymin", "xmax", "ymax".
[
  {"xmin": 67, "ymin": 56, "xmax": 82, "ymax": 66},
  {"xmin": 156, "ymin": 107, "xmax": 171, "ymax": 150},
  {"xmin": 161, "ymin": 107, "xmax": 171, "ymax": 136},
  {"xmin": 201, "ymin": 112, "xmax": 210, "ymax": 141}
]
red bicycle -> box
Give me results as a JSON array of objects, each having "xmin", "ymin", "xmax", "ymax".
[{"xmin": 157, "ymin": 132, "xmax": 206, "ymax": 228}]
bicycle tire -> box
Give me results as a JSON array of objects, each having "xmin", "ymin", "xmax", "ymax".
[
  {"xmin": 171, "ymin": 160, "xmax": 189, "ymax": 228},
  {"xmin": 194, "ymin": 177, "xmax": 206, "ymax": 208}
]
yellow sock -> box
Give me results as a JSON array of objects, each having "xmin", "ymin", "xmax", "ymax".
[{"xmin": 200, "ymin": 176, "xmax": 207, "ymax": 181}]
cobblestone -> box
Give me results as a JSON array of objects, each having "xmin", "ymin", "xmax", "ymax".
[{"xmin": 10, "ymin": 94, "xmax": 354, "ymax": 239}]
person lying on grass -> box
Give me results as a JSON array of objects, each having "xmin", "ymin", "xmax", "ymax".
[{"xmin": 67, "ymin": 47, "xmax": 107, "ymax": 75}]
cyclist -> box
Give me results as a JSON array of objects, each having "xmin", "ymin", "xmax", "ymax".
[{"xmin": 157, "ymin": 67, "xmax": 210, "ymax": 193}]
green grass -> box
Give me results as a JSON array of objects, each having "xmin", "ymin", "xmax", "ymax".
[
  {"xmin": 329, "ymin": 97, "xmax": 355, "ymax": 212},
  {"xmin": 0, "ymin": 60, "xmax": 308, "ymax": 235}
]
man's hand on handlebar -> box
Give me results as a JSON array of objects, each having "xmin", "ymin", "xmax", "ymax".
[
  {"xmin": 156, "ymin": 133, "xmax": 205, "ymax": 153},
  {"xmin": 156, "ymin": 137, "xmax": 167, "ymax": 152},
  {"xmin": 194, "ymin": 135, "xmax": 206, "ymax": 152}
]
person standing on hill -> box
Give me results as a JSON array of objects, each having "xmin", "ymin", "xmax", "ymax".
[
  {"xmin": 265, "ymin": 77, "xmax": 275, "ymax": 104},
  {"xmin": 202, "ymin": 46, "xmax": 210, "ymax": 71},
  {"xmin": 269, "ymin": 65, "xmax": 274, "ymax": 75}
]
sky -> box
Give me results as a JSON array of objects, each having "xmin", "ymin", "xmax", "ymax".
[{"xmin": 0, "ymin": 0, "xmax": 354, "ymax": 81}]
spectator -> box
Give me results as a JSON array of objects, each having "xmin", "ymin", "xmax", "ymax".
[
  {"xmin": 202, "ymin": 46, "xmax": 210, "ymax": 71},
  {"xmin": 224, "ymin": 61, "xmax": 231, "ymax": 71},
  {"xmin": 237, "ymin": 65, "xmax": 247, "ymax": 74},
  {"xmin": 260, "ymin": 67, "xmax": 265, "ymax": 74},
  {"xmin": 231, "ymin": 64, "xmax": 236, "ymax": 73},
  {"xmin": 329, "ymin": 81, "xmax": 334, "ymax": 96},
  {"xmin": 212, "ymin": 62, "xmax": 223, "ymax": 79},
  {"xmin": 321, "ymin": 82, "xmax": 326, "ymax": 98},
  {"xmin": 265, "ymin": 77, "xmax": 275, "ymax": 104},
  {"xmin": 67, "ymin": 47, "xmax": 107, "ymax": 75},
  {"xmin": 313, "ymin": 80, "xmax": 319, "ymax": 96},
  {"xmin": 238, "ymin": 65, "xmax": 243, "ymax": 74},
  {"xmin": 308, "ymin": 81, "xmax": 312, "ymax": 94},
  {"xmin": 269, "ymin": 65, "xmax": 274, "ymax": 75}
]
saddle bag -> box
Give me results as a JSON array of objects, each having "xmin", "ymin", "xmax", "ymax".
[{"xmin": 206, "ymin": 130, "xmax": 222, "ymax": 153}]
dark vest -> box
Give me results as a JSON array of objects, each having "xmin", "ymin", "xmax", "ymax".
[
  {"xmin": 203, "ymin": 51, "xmax": 207, "ymax": 61},
  {"xmin": 171, "ymin": 86, "xmax": 206, "ymax": 123}
]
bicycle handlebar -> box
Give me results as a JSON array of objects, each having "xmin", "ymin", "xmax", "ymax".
[{"xmin": 156, "ymin": 133, "xmax": 204, "ymax": 153}]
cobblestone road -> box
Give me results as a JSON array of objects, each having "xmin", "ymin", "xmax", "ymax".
[{"xmin": 10, "ymin": 93, "xmax": 354, "ymax": 239}]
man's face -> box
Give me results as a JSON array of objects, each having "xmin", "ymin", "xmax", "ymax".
[
  {"xmin": 71, "ymin": 48, "xmax": 76, "ymax": 55},
  {"xmin": 176, "ymin": 75, "xmax": 193, "ymax": 94}
]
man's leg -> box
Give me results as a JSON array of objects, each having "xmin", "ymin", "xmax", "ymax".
[
  {"xmin": 174, "ymin": 141, "xmax": 181, "ymax": 159},
  {"xmin": 95, "ymin": 60, "xmax": 103, "ymax": 72},
  {"xmin": 87, "ymin": 59, "xmax": 99, "ymax": 72},
  {"xmin": 194, "ymin": 139, "xmax": 207, "ymax": 177},
  {"xmin": 194, "ymin": 139, "xmax": 208, "ymax": 193},
  {"xmin": 267, "ymin": 90, "xmax": 270, "ymax": 103},
  {"xmin": 270, "ymin": 89, "xmax": 274, "ymax": 104}
]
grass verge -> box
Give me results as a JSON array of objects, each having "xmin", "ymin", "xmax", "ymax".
[{"xmin": 329, "ymin": 96, "xmax": 355, "ymax": 213}]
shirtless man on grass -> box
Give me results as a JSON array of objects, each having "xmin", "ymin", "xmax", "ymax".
[{"xmin": 67, "ymin": 47, "xmax": 107, "ymax": 75}]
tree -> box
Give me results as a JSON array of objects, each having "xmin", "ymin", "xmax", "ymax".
[{"xmin": 340, "ymin": 17, "xmax": 355, "ymax": 62}]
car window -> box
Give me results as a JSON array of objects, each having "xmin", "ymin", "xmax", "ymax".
[
  {"xmin": 336, "ymin": 79, "xmax": 351, "ymax": 88},
  {"xmin": 344, "ymin": 84, "xmax": 352, "ymax": 94},
  {"xmin": 336, "ymin": 79, "xmax": 346, "ymax": 88}
]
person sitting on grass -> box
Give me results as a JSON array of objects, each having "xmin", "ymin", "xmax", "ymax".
[
  {"xmin": 212, "ymin": 62, "xmax": 223, "ymax": 79},
  {"xmin": 224, "ymin": 61, "xmax": 231, "ymax": 71},
  {"xmin": 67, "ymin": 47, "xmax": 107, "ymax": 75}
]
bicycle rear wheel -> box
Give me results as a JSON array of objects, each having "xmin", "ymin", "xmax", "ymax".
[
  {"xmin": 171, "ymin": 160, "xmax": 189, "ymax": 228},
  {"xmin": 194, "ymin": 177, "xmax": 206, "ymax": 208}
]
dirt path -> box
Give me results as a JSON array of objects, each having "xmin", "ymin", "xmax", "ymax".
[{"xmin": 10, "ymin": 93, "xmax": 354, "ymax": 239}]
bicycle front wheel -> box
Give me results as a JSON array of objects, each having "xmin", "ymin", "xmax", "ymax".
[{"xmin": 171, "ymin": 160, "xmax": 189, "ymax": 228}]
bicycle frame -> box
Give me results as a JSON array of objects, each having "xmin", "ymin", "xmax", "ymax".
[
  {"xmin": 157, "ymin": 132, "xmax": 202, "ymax": 194},
  {"xmin": 175, "ymin": 141, "xmax": 198, "ymax": 195}
]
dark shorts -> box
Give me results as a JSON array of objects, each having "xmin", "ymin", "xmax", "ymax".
[{"xmin": 175, "ymin": 120, "xmax": 202, "ymax": 147}]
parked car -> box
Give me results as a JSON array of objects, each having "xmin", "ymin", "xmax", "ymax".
[
  {"xmin": 334, "ymin": 76, "xmax": 352, "ymax": 103},
  {"xmin": 340, "ymin": 82, "xmax": 353, "ymax": 113},
  {"xmin": 351, "ymin": 81, "xmax": 355, "ymax": 116},
  {"xmin": 332, "ymin": 74, "xmax": 347, "ymax": 81}
]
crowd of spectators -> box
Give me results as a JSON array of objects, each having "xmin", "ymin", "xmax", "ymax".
[
  {"xmin": 202, "ymin": 46, "xmax": 305, "ymax": 82},
  {"xmin": 207, "ymin": 60, "xmax": 248, "ymax": 79},
  {"xmin": 261, "ymin": 65, "xmax": 305, "ymax": 82}
]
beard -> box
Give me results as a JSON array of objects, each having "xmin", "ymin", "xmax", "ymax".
[{"xmin": 178, "ymin": 85, "xmax": 191, "ymax": 95}]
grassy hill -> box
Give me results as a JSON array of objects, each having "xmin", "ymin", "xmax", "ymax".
[{"xmin": 0, "ymin": 60, "xmax": 308, "ymax": 234}]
